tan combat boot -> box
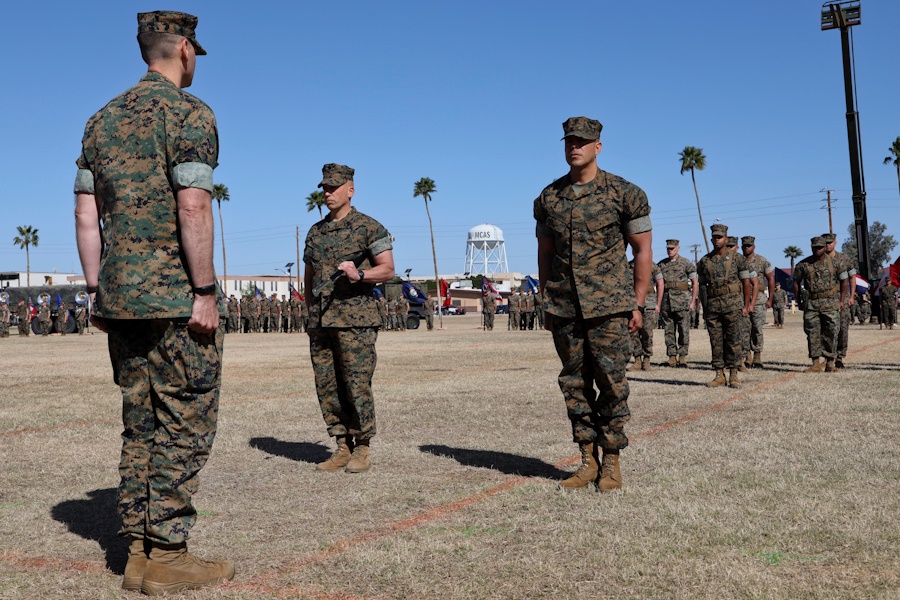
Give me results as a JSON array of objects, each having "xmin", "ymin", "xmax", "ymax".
[
  {"xmin": 641, "ymin": 356, "xmax": 652, "ymax": 371},
  {"xmin": 728, "ymin": 368, "xmax": 741, "ymax": 388},
  {"xmin": 706, "ymin": 369, "xmax": 727, "ymax": 388},
  {"xmin": 627, "ymin": 357, "xmax": 643, "ymax": 372},
  {"xmin": 667, "ymin": 356, "xmax": 677, "ymax": 368},
  {"xmin": 122, "ymin": 535, "xmax": 148, "ymax": 592},
  {"xmin": 558, "ymin": 442, "xmax": 599, "ymax": 490},
  {"xmin": 825, "ymin": 358, "xmax": 837, "ymax": 372},
  {"xmin": 141, "ymin": 543, "xmax": 235, "ymax": 597},
  {"xmin": 804, "ymin": 358, "xmax": 825, "ymax": 373},
  {"xmin": 677, "ymin": 355, "xmax": 687, "ymax": 368},
  {"xmin": 753, "ymin": 352, "xmax": 763, "ymax": 369},
  {"xmin": 316, "ymin": 436, "xmax": 353, "ymax": 472},
  {"xmin": 345, "ymin": 441, "xmax": 371, "ymax": 473},
  {"xmin": 597, "ymin": 449, "xmax": 623, "ymax": 493}
]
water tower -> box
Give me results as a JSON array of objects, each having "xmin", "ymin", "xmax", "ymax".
[{"xmin": 464, "ymin": 224, "xmax": 509, "ymax": 275}]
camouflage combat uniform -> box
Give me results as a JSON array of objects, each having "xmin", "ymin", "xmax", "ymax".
[
  {"xmin": 744, "ymin": 251, "xmax": 774, "ymax": 353},
  {"xmin": 658, "ymin": 254, "xmax": 696, "ymax": 359},
  {"xmin": 305, "ymin": 206, "xmax": 392, "ymax": 443},
  {"xmin": 482, "ymin": 292, "xmax": 495, "ymax": 330},
  {"xmin": 75, "ymin": 303, "xmax": 87, "ymax": 334},
  {"xmin": 16, "ymin": 302, "xmax": 30, "ymax": 336},
  {"xmin": 828, "ymin": 249, "xmax": 856, "ymax": 358},
  {"xmin": 535, "ymin": 167, "xmax": 651, "ymax": 450},
  {"xmin": 377, "ymin": 296, "xmax": 388, "ymax": 330},
  {"xmin": 794, "ymin": 251, "xmax": 846, "ymax": 361},
  {"xmin": 0, "ymin": 303, "xmax": 9, "ymax": 337},
  {"xmin": 858, "ymin": 292, "xmax": 871, "ymax": 324},
  {"xmin": 772, "ymin": 287, "xmax": 787, "ymax": 327},
  {"xmin": 57, "ymin": 305, "xmax": 69, "ymax": 336},
  {"xmin": 74, "ymin": 69, "xmax": 224, "ymax": 544},
  {"xmin": 523, "ymin": 292, "xmax": 535, "ymax": 330},
  {"xmin": 424, "ymin": 297, "xmax": 437, "ymax": 330},
  {"xmin": 38, "ymin": 302, "xmax": 51, "ymax": 336},
  {"xmin": 698, "ymin": 248, "xmax": 752, "ymax": 370},
  {"xmin": 508, "ymin": 293, "xmax": 519, "ymax": 330},
  {"xmin": 629, "ymin": 259, "xmax": 662, "ymax": 361},
  {"xmin": 227, "ymin": 296, "xmax": 239, "ymax": 332},
  {"xmin": 881, "ymin": 283, "xmax": 898, "ymax": 328}
]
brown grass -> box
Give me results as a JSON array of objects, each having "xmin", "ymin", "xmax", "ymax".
[{"xmin": 1, "ymin": 312, "xmax": 898, "ymax": 599}]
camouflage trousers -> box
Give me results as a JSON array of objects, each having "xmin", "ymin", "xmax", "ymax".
[
  {"xmin": 425, "ymin": 313, "xmax": 434, "ymax": 330},
  {"xmin": 705, "ymin": 309, "xmax": 743, "ymax": 369},
  {"xmin": 509, "ymin": 312, "xmax": 519, "ymax": 330},
  {"xmin": 773, "ymin": 305, "xmax": 785, "ymax": 326},
  {"xmin": 740, "ymin": 312, "xmax": 751, "ymax": 354},
  {"xmin": 837, "ymin": 306, "xmax": 851, "ymax": 359},
  {"xmin": 883, "ymin": 303, "xmax": 897, "ymax": 327},
  {"xmin": 550, "ymin": 314, "xmax": 631, "ymax": 450},
  {"xmin": 631, "ymin": 309, "xmax": 657, "ymax": 357},
  {"xmin": 40, "ymin": 319, "xmax": 51, "ymax": 335},
  {"xmin": 802, "ymin": 308, "xmax": 839, "ymax": 359},
  {"xmin": 227, "ymin": 314, "xmax": 238, "ymax": 333},
  {"xmin": 749, "ymin": 302, "xmax": 767, "ymax": 353},
  {"xmin": 858, "ymin": 304, "xmax": 870, "ymax": 324},
  {"xmin": 107, "ymin": 319, "xmax": 223, "ymax": 544},
  {"xmin": 0, "ymin": 321, "xmax": 8, "ymax": 337},
  {"xmin": 18, "ymin": 319, "xmax": 29, "ymax": 336},
  {"xmin": 483, "ymin": 311, "xmax": 494, "ymax": 330},
  {"xmin": 309, "ymin": 327, "xmax": 378, "ymax": 442},
  {"xmin": 660, "ymin": 309, "xmax": 690, "ymax": 356}
]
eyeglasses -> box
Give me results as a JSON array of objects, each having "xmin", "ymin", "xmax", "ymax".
[{"xmin": 742, "ymin": 244, "xmax": 753, "ymax": 248}]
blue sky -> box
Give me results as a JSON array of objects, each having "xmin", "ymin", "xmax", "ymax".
[{"xmin": 2, "ymin": 1, "xmax": 899, "ymax": 280}]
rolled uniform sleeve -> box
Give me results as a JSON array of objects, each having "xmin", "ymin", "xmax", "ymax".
[{"xmin": 173, "ymin": 104, "xmax": 218, "ymax": 192}]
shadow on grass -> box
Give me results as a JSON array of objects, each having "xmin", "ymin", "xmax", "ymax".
[
  {"xmin": 51, "ymin": 487, "xmax": 127, "ymax": 574},
  {"xmin": 626, "ymin": 375, "xmax": 709, "ymax": 386},
  {"xmin": 249, "ymin": 436, "xmax": 331, "ymax": 464},
  {"xmin": 420, "ymin": 444, "xmax": 569, "ymax": 480}
]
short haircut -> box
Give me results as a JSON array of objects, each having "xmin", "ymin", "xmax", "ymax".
[{"xmin": 137, "ymin": 32, "xmax": 183, "ymax": 65}]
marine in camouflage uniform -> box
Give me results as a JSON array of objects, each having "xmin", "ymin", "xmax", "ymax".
[
  {"xmin": 304, "ymin": 164, "xmax": 394, "ymax": 474},
  {"xmin": 0, "ymin": 301, "xmax": 10, "ymax": 337},
  {"xmin": 248, "ymin": 295, "xmax": 260, "ymax": 332},
  {"xmin": 17, "ymin": 301, "xmax": 30, "ymax": 336},
  {"xmin": 387, "ymin": 297, "xmax": 398, "ymax": 331},
  {"xmin": 508, "ymin": 292, "xmax": 520, "ymax": 330},
  {"xmin": 727, "ymin": 236, "xmax": 754, "ymax": 370},
  {"xmin": 824, "ymin": 233, "xmax": 857, "ymax": 367},
  {"xmin": 535, "ymin": 292, "xmax": 545, "ymax": 329},
  {"xmin": 627, "ymin": 259, "xmax": 663, "ymax": 371},
  {"xmin": 771, "ymin": 283, "xmax": 787, "ymax": 328},
  {"xmin": 535, "ymin": 116, "xmax": 652, "ymax": 492},
  {"xmin": 377, "ymin": 295, "xmax": 389, "ymax": 330},
  {"xmin": 523, "ymin": 291, "xmax": 535, "ymax": 330},
  {"xmin": 858, "ymin": 291, "xmax": 871, "ymax": 324},
  {"xmin": 57, "ymin": 304, "xmax": 70, "ymax": 336},
  {"xmin": 881, "ymin": 282, "xmax": 898, "ymax": 329},
  {"xmin": 289, "ymin": 297, "xmax": 301, "ymax": 332},
  {"xmin": 793, "ymin": 236, "xmax": 847, "ymax": 372},
  {"xmin": 698, "ymin": 224, "xmax": 753, "ymax": 388},
  {"xmin": 657, "ymin": 240, "xmax": 697, "ymax": 367},
  {"xmin": 299, "ymin": 294, "xmax": 309, "ymax": 332},
  {"xmin": 73, "ymin": 11, "xmax": 233, "ymax": 593},
  {"xmin": 38, "ymin": 301, "xmax": 52, "ymax": 336},
  {"xmin": 227, "ymin": 295, "xmax": 239, "ymax": 333},
  {"xmin": 399, "ymin": 297, "xmax": 409, "ymax": 330},
  {"xmin": 424, "ymin": 295, "xmax": 437, "ymax": 330},
  {"xmin": 482, "ymin": 290, "xmax": 495, "ymax": 330},
  {"xmin": 741, "ymin": 236, "xmax": 775, "ymax": 368}
]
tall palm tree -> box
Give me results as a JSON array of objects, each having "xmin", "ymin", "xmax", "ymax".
[
  {"xmin": 783, "ymin": 245, "xmax": 803, "ymax": 275},
  {"xmin": 212, "ymin": 184, "xmax": 230, "ymax": 294},
  {"xmin": 13, "ymin": 225, "xmax": 39, "ymax": 287},
  {"xmin": 413, "ymin": 177, "xmax": 442, "ymax": 329},
  {"xmin": 883, "ymin": 136, "xmax": 900, "ymax": 196},
  {"xmin": 306, "ymin": 190, "xmax": 326, "ymax": 219},
  {"xmin": 679, "ymin": 146, "xmax": 710, "ymax": 253}
]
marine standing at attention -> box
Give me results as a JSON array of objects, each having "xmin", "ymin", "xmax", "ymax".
[
  {"xmin": 305, "ymin": 164, "xmax": 395, "ymax": 474},
  {"xmin": 535, "ymin": 116, "xmax": 652, "ymax": 492},
  {"xmin": 793, "ymin": 236, "xmax": 847, "ymax": 372},
  {"xmin": 657, "ymin": 239, "xmax": 697, "ymax": 367},
  {"xmin": 73, "ymin": 11, "xmax": 233, "ymax": 595}
]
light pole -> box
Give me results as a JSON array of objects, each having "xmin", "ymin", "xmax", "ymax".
[
  {"xmin": 277, "ymin": 262, "xmax": 295, "ymax": 295},
  {"xmin": 821, "ymin": 1, "xmax": 870, "ymax": 279}
]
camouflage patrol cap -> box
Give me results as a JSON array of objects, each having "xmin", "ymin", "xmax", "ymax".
[
  {"xmin": 822, "ymin": 233, "xmax": 837, "ymax": 243},
  {"xmin": 811, "ymin": 236, "xmax": 826, "ymax": 248},
  {"xmin": 727, "ymin": 236, "xmax": 738, "ymax": 247},
  {"xmin": 666, "ymin": 239, "xmax": 679, "ymax": 249},
  {"xmin": 741, "ymin": 236, "xmax": 755, "ymax": 246},
  {"xmin": 561, "ymin": 116, "xmax": 603, "ymax": 141},
  {"xmin": 137, "ymin": 11, "xmax": 207, "ymax": 55},
  {"xmin": 318, "ymin": 163, "xmax": 354, "ymax": 188},
  {"xmin": 710, "ymin": 223, "xmax": 728, "ymax": 236}
]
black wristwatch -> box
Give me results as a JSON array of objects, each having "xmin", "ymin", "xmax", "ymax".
[
  {"xmin": 86, "ymin": 285, "xmax": 99, "ymax": 294},
  {"xmin": 636, "ymin": 305, "xmax": 645, "ymax": 314},
  {"xmin": 192, "ymin": 284, "xmax": 217, "ymax": 296},
  {"xmin": 357, "ymin": 270, "xmax": 365, "ymax": 282}
]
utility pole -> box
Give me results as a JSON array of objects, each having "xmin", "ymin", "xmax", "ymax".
[
  {"xmin": 822, "ymin": 1, "xmax": 871, "ymax": 279},
  {"xmin": 689, "ymin": 244, "xmax": 701, "ymax": 264},
  {"xmin": 820, "ymin": 188, "xmax": 836, "ymax": 234}
]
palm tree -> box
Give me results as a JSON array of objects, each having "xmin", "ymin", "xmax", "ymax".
[
  {"xmin": 679, "ymin": 146, "xmax": 710, "ymax": 253},
  {"xmin": 413, "ymin": 177, "xmax": 442, "ymax": 329},
  {"xmin": 13, "ymin": 225, "xmax": 39, "ymax": 287},
  {"xmin": 306, "ymin": 190, "xmax": 326, "ymax": 219},
  {"xmin": 883, "ymin": 136, "xmax": 900, "ymax": 196},
  {"xmin": 783, "ymin": 245, "xmax": 803, "ymax": 275},
  {"xmin": 212, "ymin": 184, "xmax": 230, "ymax": 294}
]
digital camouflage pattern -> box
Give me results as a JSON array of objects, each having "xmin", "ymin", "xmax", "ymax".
[
  {"xmin": 38, "ymin": 302, "xmax": 51, "ymax": 336},
  {"xmin": 309, "ymin": 327, "xmax": 378, "ymax": 441},
  {"xmin": 658, "ymin": 255, "xmax": 696, "ymax": 358},
  {"xmin": 745, "ymin": 253, "xmax": 773, "ymax": 353},
  {"xmin": 551, "ymin": 315, "xmax": 631, "ymax": 450},
  {"xmin": 507, "ymin": 293, "xmax": 518, "ymax": 330},
  {"xmin": 0, "ymin": 303, "xmax": 9, "ymax": 337},
  {"xmin": 772, "ymin": 287, "xmax": 787, "ymax": 326},
  {"xmin": 534, "ymin": 169, "xmax": 651, "ymax": 319},
  {"xmin": 882, "ymin": 284, "xmax": 898, "ymax": 327},
  {"xmin": 74, "ymin": 303, "xmax": 87, "ymax": 334},
  {"xmin": 482, "ymin": 292, "xmax": 495, "ymax": 330},
  {"xmin": 75, "ymin": 72, "xmax": 220, "ymax": 319},
  {"xmin": 317, "ymin": 163, "xmax": 354, "ymax": 188},
  {"xmin": 16, "ymin": 302, "xmax": 30, "ymax": 336},
  {"xmin": 830, "ymin": 250, "xmax": 856, "ymax": 359},
  {"xmin": 304, "ymin": 207, "xmax": 392, "ymax": 329},
  {"xmin": 698, "ymin": 250, "xmax": 752, "ymax": 369},
  {"xmin": 424, "ymin": 297, "xmax": 437, "ymax": 330},
  {"xmin": 629, "ymin": 260, "xmax": 662, "ymax": 358},
  {"xmin": 107, "ymin": 320, "xmax": 223, "ymax": 543},
  {"xmin": 794, "ymin": 253, "xmax": 846, "ymax": 358},
  {"xmin": 561, "ymin": 116, "xmax": 602, "ymax": 140},
  {"xmin": 137, "ymin": 11, "xmax": 207, "ymax": 55}
]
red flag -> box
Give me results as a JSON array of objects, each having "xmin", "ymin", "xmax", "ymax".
[
  {"xmin": 890, "ymin": 263, "xmax": 900, "ymax": 288},
  {"xmin": 439, "ymin": 279, "xmax": 452, "ymax": 307},
  {"xmin": 289, "ymin": 283, "xmax": 303, "ymax": 301}
]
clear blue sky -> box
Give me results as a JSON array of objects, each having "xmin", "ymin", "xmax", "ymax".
[{"xmin": 2, "ymin": 1, "xmax": 899, "ymax": 279}]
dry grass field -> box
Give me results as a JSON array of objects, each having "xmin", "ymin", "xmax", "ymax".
[{"xmin": 1, "ymin": 312, "xmax": 898, "ymax": 599}]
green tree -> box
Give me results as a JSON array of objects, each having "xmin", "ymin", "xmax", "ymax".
[
  {"xmin": 413, "ymin": 177, "xmax": 442, "ymax": 329},
  {"xmin": 212, "ymin": 184, "xmax": 230, "ymax": 294},
  {"xmin": 841, "ymin": 221, "xmax": 898, "ymax": 280},
  {"xmin": 13, "ymin": 225, "xmax": 39, "ymax": 287},
  {"xmin": 306, "ymin": 190, "xmax": 326, "ymax": 219},
  {"xmin": 783, "ymin": 245, "xmax": 803, "ymax": 274},
  {"xmin": 679, "ymin": 146, "xmax": 710, "ymax": 253},
  {"xmin": 883, "ymin": 136, "xmax": 900, "ymax": 197}
]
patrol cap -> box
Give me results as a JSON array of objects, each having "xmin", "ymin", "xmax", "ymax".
[
  {"xmin": 741, "ymin": 236, "xmax": 755, "ymax": 246},
  {"xmin": 710, "ymin": 223, "xmax": 728, "ymax": 237},
  {"xmin": 811, "ymin": 236, "xmax": 826, "ymax": 248},
  {"xmin": 822, "ymin": 233, "xmax": 837, "ymax": 243},
  {"xmin": 137, "ymin": 11, "xmax": 207, "ymax": 56},
  {"xmin": 666, "ymin": 239, "xmax": 679, "ymax": 249},
  {"xmin": 561, "ymin": 116, "xmax": 603, "ymax": 141},
  {"xmin": 318, "ymin": 163, "xmax": 354, "ymax": 188},
  {"xmin": 727, "ymin": 236, "xmax": 738, "ymax": 247}
]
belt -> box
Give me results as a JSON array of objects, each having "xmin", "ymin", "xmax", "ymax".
[
  {"xmin": 666, "ymin": 281, "xmax": 691, "ymax": 291},
  {"xmin": 707, "ymin": 282, "xmax": 741, "ymax": 299}
]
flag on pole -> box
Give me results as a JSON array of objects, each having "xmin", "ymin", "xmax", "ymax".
[
  {"xmin": 524, "ymin": 275, "xmax": 539, "ymax": 294},
  {"xmin": 439, "ymin": 279, "xmax": 452, "ymax": 307},
  {"xmin": 891, "ymin": 263, "xmax": 900, "ymax": 288},
  {"xmin": 855, "ymin": 276, "xmax": 869, "ymax": 295},
  {"xmin": 289, "ymin": 283, "xmax": 303, "ymax": 301},
  {"xmin": 254, "ymin": 285, "xmax": 263, "ymax": 299},
  {"xmin": 482, "ymin": 277, "xmax": 501, "ymax": 300}
]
